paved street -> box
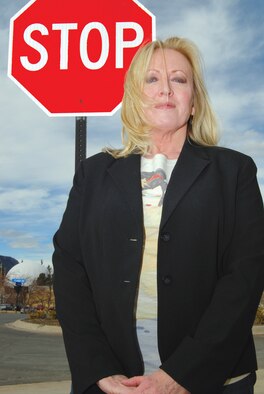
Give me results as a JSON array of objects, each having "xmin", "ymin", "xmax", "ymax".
[
  {"xmin": 0, "ymin": 313, "xmax": 70, "ymax": 386},
  {"xmin": 0, "ymin": 312, "xmax": 263, "ymax": 393}
]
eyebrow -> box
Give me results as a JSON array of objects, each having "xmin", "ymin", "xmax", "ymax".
[
  {"xmin": 147, "ymin": 68, "xmax": 189, "ymax": 76},
  {"xmin": 146, "ymin": 68, "xmax": 160, "ymax": 73}
]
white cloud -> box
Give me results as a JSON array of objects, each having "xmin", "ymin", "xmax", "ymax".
[
  {"xmin": 0, "ymin": 186, "xmax": 68, "ymax": 217},
  {"xmin": 0, "ymin": 229, "xmax": 39, "ymax": 249},
  {"xmin": 0, "ymin": 187, "xmax": 48, "ymax": 212},
  {"xmin": 0, "ymin": 80, "xmax": 75, "ymax": 186}
]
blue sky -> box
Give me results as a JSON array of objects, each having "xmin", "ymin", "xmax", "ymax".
[{"xmin": 0, "ymin": 0, "xmax": 264, "ymax": 267}]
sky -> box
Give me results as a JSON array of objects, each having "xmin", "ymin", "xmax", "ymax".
[{"xmin": 0, "ymin": 0, "xmax": 263, "ymax": 268}]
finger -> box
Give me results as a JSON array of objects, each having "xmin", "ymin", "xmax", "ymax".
[{"xmin": 122, "ymin": 376, "xmax": 144, "ymax": 387}]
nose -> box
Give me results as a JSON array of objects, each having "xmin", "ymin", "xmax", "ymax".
[{"xmin": 159, "ymin": 78, "xmax": 173, "ymax": 97}]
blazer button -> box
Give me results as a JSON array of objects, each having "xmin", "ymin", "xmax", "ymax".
[
  {"xmin": 160, "ymin": 232, "xmax": 170, "ymax": 242},
  {"xmin": 162, "ymin": 275, "xmax": 172, "ymax": 285}
]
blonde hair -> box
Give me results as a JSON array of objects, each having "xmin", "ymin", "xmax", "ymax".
[{"xmin": 106, "ymin": 37, "xmax": 219, "ymax": 158}]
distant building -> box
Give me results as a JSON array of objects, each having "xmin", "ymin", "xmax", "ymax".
[{"xmin": 6, "ymin": 261, "xmax": 50, "ymax": 287}]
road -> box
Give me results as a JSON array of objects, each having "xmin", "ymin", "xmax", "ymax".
[
  {"xmin": 0, "ymin": 312, "xmax": 263, "ymax": 387},
  {"xmin": 0, "ymin": 313, "xmax": 70, "ymax": 386}
]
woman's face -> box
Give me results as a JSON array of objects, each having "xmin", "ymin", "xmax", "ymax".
[{"xmin": 143, "ymin": 48, "xmax": 195, "ymax": 135}]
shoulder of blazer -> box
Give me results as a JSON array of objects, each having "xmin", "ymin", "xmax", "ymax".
[
  {"xmin": 82, "ymin": 151, "xmax": 116, "ymax": 171},
  {"xmin": 78, "ymin": 152, "xmax": 116, "ymax": 181},
  {"xmin": 77, "ymin": 152, "xmax": 141, "ymax": 191},
  {"xmin": 81, "ymin": 152, "xmax": 140, "ymax": 170},
  {"xmin": 79, "ymin": 143, "xmax": 256, "ymax": 178},
  {"xmin": 185, "ymin": 140, "xmax": 255, "ymax": 169}
]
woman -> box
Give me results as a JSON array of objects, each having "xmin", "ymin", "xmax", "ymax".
[{"xmin": 53, "ymin": 37, "xmax": 264, "ymax": 394}]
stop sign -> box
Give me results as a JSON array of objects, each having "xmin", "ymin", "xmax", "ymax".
[{"xmin": 8, "ymin": 0, "xmax": 155, "ymax": 116}]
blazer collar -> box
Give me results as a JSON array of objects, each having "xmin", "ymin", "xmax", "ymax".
[{"xmin": 107, "ymin": 140, "xmax": 211, "ymax": 230}]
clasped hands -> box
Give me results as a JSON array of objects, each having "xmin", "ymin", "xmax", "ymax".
[{"xmin": 97, "ymin": 369, "xmax": 190, "ymax": 394}]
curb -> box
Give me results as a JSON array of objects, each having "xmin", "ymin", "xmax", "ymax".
[
  {"xmin": 6, "ymin": 319, "xmax": 62, "ymax": 335},
  {"xmin": 7, "ymin": 319, "xmax": 264, "ymax": 336}
]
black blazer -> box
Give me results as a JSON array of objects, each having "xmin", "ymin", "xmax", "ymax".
[{"xmin": 53, "ymin": 140, "xmax": 264, "ymax": 394}]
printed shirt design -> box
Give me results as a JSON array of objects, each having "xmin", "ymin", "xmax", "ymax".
[{"xmin": 141, "ymin": 168, "xmax": 167, "ymax": 206}]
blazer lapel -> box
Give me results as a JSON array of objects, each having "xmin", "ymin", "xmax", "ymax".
[
  {"xmin": 107, "ymin": 154, "xmax": 143, "ymax": 230},
  {"xmin": 106, "ymin": 142, "xmax": 210, "ymax": 231},
  {"xmin": 160, "ymin": 140, "xmax": 211, "ymax": 229}
]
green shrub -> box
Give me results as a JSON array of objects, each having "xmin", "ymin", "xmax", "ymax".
[
  {"xmin": 255, "ymin": 304, "xmax": 264, "ymax": 325},
  {"xmin": 46, "ymin": 309, "xmax": 57, "ymax": 320},
  {"xmin": 29, "ymin": 310, "xmax": 46, "ymax": 320}
]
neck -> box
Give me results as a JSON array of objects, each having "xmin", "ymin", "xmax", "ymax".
[{"xmin": 147, "ymin": 128, "xmax": 187, "ymax": 159}]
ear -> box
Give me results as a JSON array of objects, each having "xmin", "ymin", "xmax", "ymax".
[{"xmin": 191, "ymin": 105, "xmax": 195, "ymax": 116}]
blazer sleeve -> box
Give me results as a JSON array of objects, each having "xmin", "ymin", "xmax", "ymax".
[
  {"xmin": 52, "ymin": 162, "xmax": 124, "ymax": 394},
  {"xmin": 160, "ymin": 156, "xmax": 264, "ymax": 393}
]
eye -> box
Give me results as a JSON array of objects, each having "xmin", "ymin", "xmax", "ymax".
[
  {"xmin": 146, "ymin": 76, "xmax": 158, "ymax": 83},
  {"xmin": 171, "ymin": 76, "xmax": 186, "ymax": 84}
]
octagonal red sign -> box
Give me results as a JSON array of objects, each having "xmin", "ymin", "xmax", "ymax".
[{"xmin": 8, "ymin": 0, "xmax": 155, "ymax": 116}]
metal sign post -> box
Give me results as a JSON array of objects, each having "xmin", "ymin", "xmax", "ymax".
[{"xmin": 75, "ymin": 117, "xmax": 87, "ymax": 171}]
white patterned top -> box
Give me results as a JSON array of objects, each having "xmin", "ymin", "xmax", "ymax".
[{"xmin": 137, "ymin": 154, "xmax": 177, "ymax": 374}]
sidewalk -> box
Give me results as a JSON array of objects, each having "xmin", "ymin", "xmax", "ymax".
[
  {"xmin": 255, "ymin": 369, "xmax": 264, "ymax": 394},
  {"xmin": 0, "ymin": 380, "xmax": 71, "ymax": 394}
]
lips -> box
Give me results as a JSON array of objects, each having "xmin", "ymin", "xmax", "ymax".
[{"xmin": 155, "ymin": 102, "xmax": 175, "ymax": 109}]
